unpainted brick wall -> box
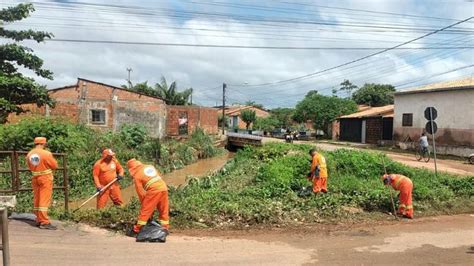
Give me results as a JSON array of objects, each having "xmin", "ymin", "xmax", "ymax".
[
  {"xmin": 167, "ymin": 106, "xmax": 218, "ymax": 136},
  {"xmin": 365, "ymin": 118, "xmax": 383, "ymax": 144}
]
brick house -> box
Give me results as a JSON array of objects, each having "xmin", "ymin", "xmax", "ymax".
[
  {"xmin": 221, "ymin": 105, "xmax": 270, "ymax": 129},
  {"xmin": 167, "ymin": 105, "xmax": 218, "ymax": 136},
  {"xmin": 338, "ymin": 105, "xmax": 394, "ymax": 144},
  {"xmin": 8, "ymin": 78, "xmax": 218, "ymax": 138}
]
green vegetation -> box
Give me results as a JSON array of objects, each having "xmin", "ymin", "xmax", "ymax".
[
  {"xmin": 352, "ymin": 83, "xmax": 396, "ymax": 106},
  {"xmin": 66, "ymin": 143, "xmax": 472, "ymax": 232},
  {"xmin": 0, "ymin": 117, "xmax": 222, "ymax": 212},
  {"xmin": 293, "ymin": 91, "xmax": 358, "ymax": 135},
  {"xmin": 240, "ymin": 109, "xmax": 257, "ymax": 130},
  {"xmin": 339, "ymin": 79, "xmax": 358, "ymax": 98},
  {"xmin": 253, "ymin": 116, "xmax": 279, "ymax": 132},
  {"xmin": 0, "ymin": 3, "xmax": 54, "ymax": 123},
  {"xmin": 123, "ymin": 76, "xmax": 193, "ymax": 105}
]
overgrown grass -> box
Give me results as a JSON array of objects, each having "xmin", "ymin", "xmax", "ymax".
[
  {"xmin": 67, "ymin": 143, "xmax": 473, "ymax": 231},
  {"xmin": 0, "ymin": 117, "xmax": 223, "ymax": 213}
]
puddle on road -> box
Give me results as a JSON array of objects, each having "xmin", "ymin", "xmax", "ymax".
[
  {"xmin": 354, "ymin": 229, "xmax": 474, "ymax": 253},
  {"xmin": 70, "ymin": 152, "xmax": 233, "ymax": 210}
]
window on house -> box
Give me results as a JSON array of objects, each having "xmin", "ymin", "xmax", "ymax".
[
  {"xmin": 178, "ymin": 112, "xmax": 188, "ymax": 135},
  {"xmin": 90, "ymin": 109, "xmax": 106, "ymax": 125},
  {"xmin": 402, "ymin": 113, "xmax": 413, "ymax": 127}
]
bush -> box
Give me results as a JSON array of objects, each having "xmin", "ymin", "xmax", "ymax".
[
  {"xmin": 167, "ymin": 143, "xmax": 474, "ymax": 228},
  {"xmin": 120, "ymin": 124, "xmax": 148, "ymax": 148},
  {"xmin": 0, "ymin": 119, "xmax": 224, "ymax": 214}
]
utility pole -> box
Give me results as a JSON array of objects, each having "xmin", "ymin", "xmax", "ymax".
[
  {"xmin": 222, "ymin": 83, "xmax": 227, "ymax": 135},
  {"xmin": 126, "ymin": 67, "xmax": 133, "ymax": 88},
  {"xmin": 190, "ymin": 88, "xmax": 193, "ymax": 105}
]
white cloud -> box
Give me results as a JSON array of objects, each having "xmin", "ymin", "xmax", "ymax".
[{"xmin": 2, "ymin": 0, "xmax": 473, "ymax": 108}]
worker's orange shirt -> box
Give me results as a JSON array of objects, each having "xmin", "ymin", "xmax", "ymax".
[
  {"xmin": 93, "ymin": 158, "xmax": 124, "ymax": 187},
  {"xmin": 389, "ymin": 174, "xmax": 412, "ymax": 191},
  {"xmin": 311, "ymin": 153, "xmax": 328, "ymax": 178},
  {"xmin": 26, "ymin": 148, "xmax": 58, "ymax": 176},
  {"xmin": 131, "ymin": 165, "xmax": 167, "ymax": 202}
]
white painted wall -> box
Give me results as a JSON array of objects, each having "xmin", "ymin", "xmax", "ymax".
[{"xmin": 394, "ymin": 89, "xmax": 474, "ymax": 130}]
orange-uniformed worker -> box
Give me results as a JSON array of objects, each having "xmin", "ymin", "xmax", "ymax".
[
  {"xmin": 26, "ymin": 137, "xmax": 58, "ymax": 230},
  {"xmin": 127, "ymin": 159, "xmax": 169, "ymax": 235},
  {"xmin": 93, "ymin": 148, "xmax": 124, "ymax": 209},
  {"xmin": 308, "ymin": 148, "xmax": 328, "ymax": 193},
  {"xmin": 382, "ymin": 174, "xmax": 414, "ymax": 219}
]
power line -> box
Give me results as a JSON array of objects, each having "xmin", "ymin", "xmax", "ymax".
[
  {"xmin": 231, "ymin": 16, "xmax": 474, "ymax": 87},
  {"xmin": 39, "ymin": 39, "xmax": 474, "ymax": 50}
]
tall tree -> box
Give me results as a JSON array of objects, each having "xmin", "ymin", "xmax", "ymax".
[
  {"xmin": 244, "ymin": 100, "xmax": 264, "ymax": 110},
  {"xmin": 155, "ymin": 76, "xmax": 192, "ymax": 105},
  {"xmin": 122, "ymin": 81, "xmax": 156, "ymax": 96},
  {"xmin": 0, "ymin": 3, "xmax": 54, "ymax": 123},
  {"xmin": 293, "ymin": 91, "xmax": 357, "ymax": 135},
  {"xmin": 240, "ymin": 109, "xmax": 257, "ymax": 130},
  {"xmin": 339, "ymin": 79, "xmax": 358, "ymax": 98},
  {"xmin": 123, "ymin": 77, "xmax": 192, "ymax": 105},
  {"xmin": 270, "ymin": 108, "xmax": 294, "ymax": 128},
  {"xmin": 352, "ymin": 83, "xmax": 396, "ymax": 107}
]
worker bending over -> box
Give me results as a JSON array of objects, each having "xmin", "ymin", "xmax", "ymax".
[
  {"xmin": 93, "ymin": 148, "xmax": 124, "ymax": 209},
  {"xmin": 308, "ymin": 148, "xmax": 328, "ymax": 193},
  {"xmin": 127, "ymin": 159, "xmax": 169, "ymax": 238},
  {"xmin": 26, "ymin": 137, "xmax": 58, "ymax": 230},
  {"xmin": 382, "ymin": 174, "xmax": 414, "ymax": 219}
]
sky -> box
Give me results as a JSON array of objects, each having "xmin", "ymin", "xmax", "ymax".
[{"xmin": 1, "ymin": 0, "xmax": 473, "ymax": 108}]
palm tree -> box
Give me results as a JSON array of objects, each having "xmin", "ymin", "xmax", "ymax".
[{"xmin": 155, "ymin": 76, "xmax": 192, "ymax": 105}]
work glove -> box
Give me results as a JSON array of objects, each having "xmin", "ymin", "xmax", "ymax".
[
  {"xmin": 117, "ymin": 175, "xmax": 124, "ymax": 181},
  {"xmin": 96, "ymin": 187, "xmax": 102, "ymax": 193}
]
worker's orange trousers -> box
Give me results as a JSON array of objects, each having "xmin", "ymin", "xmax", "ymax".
[
  {"xmin": 97, "ymin": 183, "xmax": 124, "ymax": 209},
  {"xmin": 398, "ymin": 183, "xmax": 414, "ymax": 218},
  {"xmin": 312, "ymin": 176, "xmax": 328, "ymax": 193},
  {"xmin": 32, "ymin": 175, "xmax": 53, "ymax": 225},
  {"xmin": 133, "ymin": 190, "xmax": 169, "ymax": 233}
]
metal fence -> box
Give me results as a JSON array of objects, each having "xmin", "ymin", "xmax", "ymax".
[{"xmin": 0, "ymin": 151, "xmax": 69, "ymax": 212}]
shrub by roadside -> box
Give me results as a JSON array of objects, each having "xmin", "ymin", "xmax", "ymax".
[
  {"xmin": 69, "ymin": 143, "xmax": 473, "ymax": 231},
  {"xmin": 0, "ymin": 117, "xmax": 223, "ymax": 213}
]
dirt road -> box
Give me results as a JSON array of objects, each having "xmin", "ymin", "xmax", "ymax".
[
  {"xmin": 263, "ymin": 138, "xmax": 473, "ymax": 176},
  {"xmin": 314, "ymin": 142, "xmax": 474, "ymax": 176},
  {"xmin": 8, "ymin": 214, "xmax": 474, "ymax": 265}
]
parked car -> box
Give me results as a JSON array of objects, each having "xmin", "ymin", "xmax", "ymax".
[{"xmin": 469, "ymin": 153, "xmax": 474, "ymax": 164}]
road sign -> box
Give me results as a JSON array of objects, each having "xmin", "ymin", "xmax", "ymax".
[
  {"xmin": 425, "ymin": 121, "xmax": 438, "ymax": 135},
  {"xmin": 424, "ymin": 107, "xmax": 437, "ymax": 120},
  {"xmin": 424, "ymin": 106, "xmax": 438, "ymax": 177}
]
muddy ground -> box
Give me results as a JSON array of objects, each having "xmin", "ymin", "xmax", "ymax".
[{"xmin": 8, "ymin": 214, "xmax": 474, "ymax": 265}]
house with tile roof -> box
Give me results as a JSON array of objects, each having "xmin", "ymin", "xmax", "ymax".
[
  {"xmin": 221, "ymin": 105, "xmax": 270, "ymax": 129},
  {"xmin": 393, "ymin": 77, "xmax": 474, "ymax": 156},
  {"xmin": 337, "ymin": 105, "xmax": 394, "ymax": 144}
]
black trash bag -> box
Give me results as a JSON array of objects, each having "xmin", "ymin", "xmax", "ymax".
[
  {"xmin": 297, "ymin": 186, "xmax": 313, "ymax": 197},
  {"xmin": 9, "ymin": 212, "xmax": 37, "ymax": 221},
  {"xmin": 136, "ymin": 221, "xmax": 169, "ymax": 243}
]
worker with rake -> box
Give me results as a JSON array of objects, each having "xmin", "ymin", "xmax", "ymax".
[
  {"xmin": 381, "ymin": 174, "xmax": 414, "ymax": 219},
  {"xmin": 308, "ymin": 148, "xmax": 328, "ymax": 193},
  {"xmin": 93, "ymin": 148, "xmax": 125, "ymax": 209}
]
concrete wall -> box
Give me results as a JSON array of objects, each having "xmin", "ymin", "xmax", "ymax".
[
  {"xmin": 167, "ymin": 106, "xmax": 218, "ymax": 136},
  {"xmin": 393, "ymin": 88, "xmax": 474, "ymax": 156}
]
